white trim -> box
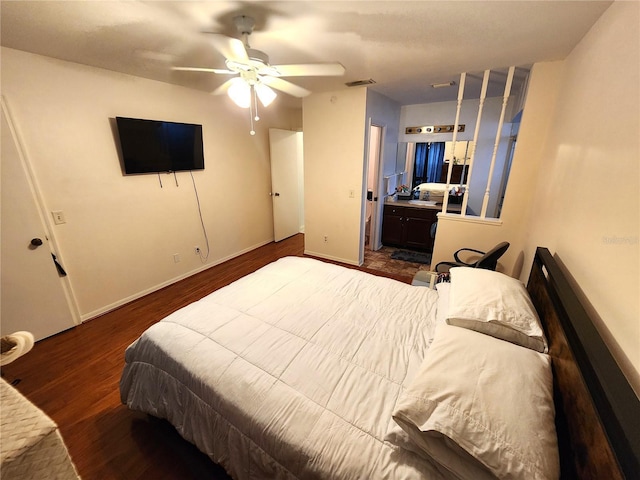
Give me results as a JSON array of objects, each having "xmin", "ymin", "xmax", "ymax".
[
  {"xmin": 442, "ymin": 72, "xmax": 466, "ymax": 213},
  {"xmin": 461, "ymin": 69, "xmax": 490, "ymax": 216},
  {"xmin": 481, "ymin": 66, "xmax": 515, "ymax": 217},
  {"xmin": 303, "ymin": 250, "xmax": 360, "ymax": 267},
  {"xmin": 369, "ymin": 122, "xmax": 385, "ymax": 253},
  {"xmin": 437, "ymin": 212, "xmax": 503, "ymax": 226},
  {"xmin": 80, "ymin": 238, "xmax": 274, "ymax": 322}
]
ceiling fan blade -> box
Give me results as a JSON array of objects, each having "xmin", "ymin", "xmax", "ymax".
[
  {"xmin": 211, "ymin": 79, "xmax": 236, "ymax": 96},
  {"xmin": 261, "ymin": 77, "xmax": 311, "ymax": 98},
  {"xmin": 272, "ymin": 63, "xmax": 346, "ymax": 77},
  {"xmin": 206, "ymin": 33, "xmax": 249, "ymax": 62},
  {"xmin": 172, "ymin": 66, "xmax": 235, "ymax": 74}
]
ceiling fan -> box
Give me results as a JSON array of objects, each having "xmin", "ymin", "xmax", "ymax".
[{"xmin": 173, "ymin": 15, "xmax": 345, "ymax": 133}]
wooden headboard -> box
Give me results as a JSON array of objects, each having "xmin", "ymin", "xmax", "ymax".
[{"xmin": 527, "ymin": 247, "xmax": 639, "ymax": 479}]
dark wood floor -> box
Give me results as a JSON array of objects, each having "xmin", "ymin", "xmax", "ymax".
[{"xmin": 1, "ymin": 234, "xmax": 413, "ymax": 480}]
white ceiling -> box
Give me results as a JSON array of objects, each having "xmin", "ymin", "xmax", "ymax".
[{"xmin": 0, "ymin": 1, "xmax": 612, "ymax": 107}]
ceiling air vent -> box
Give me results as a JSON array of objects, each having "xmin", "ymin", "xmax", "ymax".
[
  {"xmin": 431, "ymin": 81, "xmax": 456, "ymax": 88},
  {"xmin": 345, "ymin": 79, "xmax": 376, "ymax": 87}
]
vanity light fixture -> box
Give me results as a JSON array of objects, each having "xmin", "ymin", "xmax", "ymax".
[{"xmin": 405, "ymin": 124, "xmax": 465, "ymax": 134}]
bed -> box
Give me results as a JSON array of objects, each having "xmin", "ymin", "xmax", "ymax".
[{"xmin": 120, "ymin": 248, "xmax": 639, "ymax": 479}]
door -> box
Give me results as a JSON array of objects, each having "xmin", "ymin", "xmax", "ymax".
[
  {"xmin": 269, "ymin": 128, "xmax": 303, "ymax": 242},
  {"xmin": 404, "ymin": 217, "xmax": 434, "ymax": 252},
  {"xmin": 1, "ymin": 100, "xmax": 77, "ymax": 340},
  {"xmin": 381, "ymin": 207, "xmax": 404, "ymax": 246}
]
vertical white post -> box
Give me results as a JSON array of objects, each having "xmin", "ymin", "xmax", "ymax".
[
  {"xmin": 461, "ymin": 70, "xmax": 490, "ymax": 216},
  {"xmin": 460, "ymin": 141, "xmax": 469, "ymax": 186},
  {"xmin": 442, "ymin": 72, "xmax": 466, "ymax": 214},
  {"xmin": 480, "ymin": 66, "xmax": 515, "ymax": 218}
]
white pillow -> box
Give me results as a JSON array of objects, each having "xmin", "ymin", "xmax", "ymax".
[
  {"xmin": 435, "ymin": 282, "xmax": 450, "ymax": 324},
  {"xmin": 446, "ymin": 267, "xmax": 548, "ymax": 353},
  {"xmin": 385, "ymin": 423, "xmax": 495, "ymax": 480},
  {"xmin": 393, "ymin": 323, "xmax": 559, "ymax": 480}
]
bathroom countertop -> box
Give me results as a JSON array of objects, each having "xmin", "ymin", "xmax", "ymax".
[{"xmin": 384, "ymin": 196, "xmax": 462, "ymax": 213}]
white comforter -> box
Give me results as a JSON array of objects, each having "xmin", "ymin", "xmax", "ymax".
[{"xmin": 120, "ymin": 256, "xmax": 442, "ymax": 479}]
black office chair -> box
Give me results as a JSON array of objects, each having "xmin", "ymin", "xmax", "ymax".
[{"xmin": 435, "ymin": 241, "xmax": 510, "ymax": 272}]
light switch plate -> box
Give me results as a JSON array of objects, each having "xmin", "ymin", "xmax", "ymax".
[{"xmin": 52, "ymin": 210, "xmax": 66, "ymax": 225}]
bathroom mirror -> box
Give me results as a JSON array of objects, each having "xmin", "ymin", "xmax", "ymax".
[
  {"xmin": 395, "ymin": 142, "xmax": 407, "ymax": 174},
  {"xmin": 408, "ymin": 141, "xmax": 473, "ymax": 186}
]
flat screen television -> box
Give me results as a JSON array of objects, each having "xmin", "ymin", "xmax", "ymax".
[{"xmin": 115, "ymin": 117, "xmax": 204, "ymax": 174}]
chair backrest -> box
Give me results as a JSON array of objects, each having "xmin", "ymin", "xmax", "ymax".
[{"xmin": 475, "ymin": 241, "xmax": 510, "ymax": 270}]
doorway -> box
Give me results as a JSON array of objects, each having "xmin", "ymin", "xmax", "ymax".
[
  {"xmin": 365, "ymin": 124, "xmax": 383, "ymax": 251},
  {"xmin": 269, "ymin": 128, "xmax": 304, "ymax": 242}
]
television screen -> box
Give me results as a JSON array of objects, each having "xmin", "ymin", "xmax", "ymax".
[{"xmin": 116, "ymin": 117, "xmax": 204, "ymax": 174}]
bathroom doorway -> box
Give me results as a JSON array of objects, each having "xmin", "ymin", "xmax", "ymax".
[{"xmin": 365, "ymin": 124, "xmax": 383, "ymax": 251}]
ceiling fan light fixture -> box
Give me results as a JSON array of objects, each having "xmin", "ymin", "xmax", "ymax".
[
  {"xmin": 227, "ymin": 78, "xmax": 251, "ymax": 108},
  {"xmin": 255, "ymin": 83, "xmax": 277, "ymax": 107}
]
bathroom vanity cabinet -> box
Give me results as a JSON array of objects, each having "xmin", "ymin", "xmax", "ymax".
[{"xmin": 381, "ymin": 204, "xmax": 438, "ymax": 252}]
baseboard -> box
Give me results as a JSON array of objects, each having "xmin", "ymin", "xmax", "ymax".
[
  {"xmin": 80, "ymin": 238, "xmax": 274, "ymax": 322},
  {"xmin": 303, "ymin": 249, "xmax": 359, "ymax": 267}
]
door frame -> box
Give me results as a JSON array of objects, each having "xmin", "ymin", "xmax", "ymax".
[
  {"xmin": 370, "ymin": 123, "xmax": 385, "ymax": 251},
  {"xmin": 269, "ymin": 128, "xmax": 303, "ymax": 242},
  {"xmin": 360, "ymin": 119, "xmax": 386, "ymax": 263}
]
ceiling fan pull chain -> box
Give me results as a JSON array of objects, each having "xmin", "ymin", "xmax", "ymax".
[
  {"xmin": 253, "ymin": 86, "xmax": 260, "ymax": 122},
  {"xmin": 249, "ymin": 88, "xmax": 256, "ymax": 136}
]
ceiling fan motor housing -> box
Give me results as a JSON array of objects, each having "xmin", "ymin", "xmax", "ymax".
[
  {"xmin": 234, "ymin": 15, "xmax": 255, "ymax": 35},
  {"xmin": 232, "ymin": 15, "xmax": 271, "ymax": 68}
]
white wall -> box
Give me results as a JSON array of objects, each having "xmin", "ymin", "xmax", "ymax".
[
  {"xmin": 303, "ymin": 89, "xmax": 367, "ymax": 264},
  {"xmin": 521, "ymin": 2, "xmax": 639, "ymax": 391},
  {"xmin": 366, "ymin": 90, "xmax": 402, "ymax": 179},
  {"xmin": 302, "ymin": 88, "xmax": 400, "ymax": 265},
  {"xmin": 1, "ymin": 47, "xmax": 299, "ymax": 319}
]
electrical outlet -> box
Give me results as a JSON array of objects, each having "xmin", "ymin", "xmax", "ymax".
[
  {"xmin": 324, "ymin": 235, "xmax": 328, "ymax": 243},
  {"xmin": 195, "ymin": 246, "xmax": 201, "ymax": 255},
  {"xmin": 173, "ymin": 254, "xmax": 181, "ymax": 263}
]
